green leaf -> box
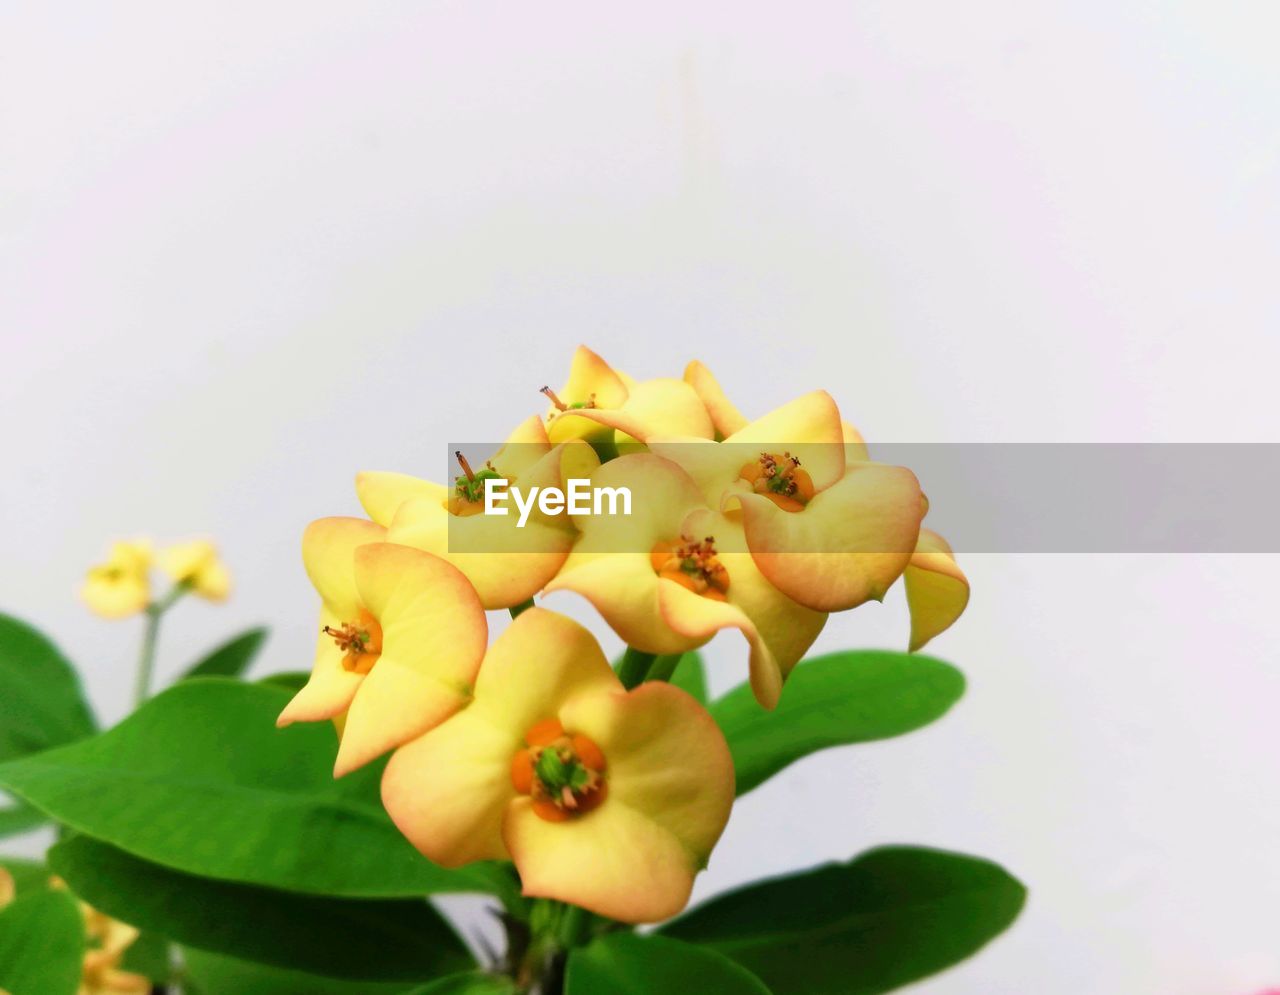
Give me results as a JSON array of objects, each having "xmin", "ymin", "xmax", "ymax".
[
  {"xmin": 712, "ymin": 650, "xmax": 965, "ymax": 795},
  {"xmin": 404, "ymin": 974, "xmax": 518, "ymax": 994},
  {"xmin": 0, "ymin": 889, "xmax": 85, "ymax": 995},
  {"xmin": 0, "ymin": 612, "xmax": 96, "ymax": 762},
  {"xmin": 566, "ymin": 933, "xmax": 771, "ymax": 994},
  {"xmin": 0, "ymin": 679, "xmax": 501, "ymax": 898},
  {"xmin": 182, "ymin": 947, "xmax": 417, "ymax": 995},
  {"xmin": 181, "ymin": 626, "xmax": 269, "ymax": 680},
  {"xmin": 119, "ymin": 930, "xmax": 172, "ymax": 983},
  {"xmin": 668, "ymin": 651, "xmax": 708, "ymax": 704},
  {"xmin": 661, "ymin": 846, "xmax": 1026, "ymax": 995},
  {"xmin": 0, "ymin": 857, "xmax": 52, "ymax": 898},
  {"xmin": 48, "ymin": 836, "xmax": 472, "ymax": 981},
  {"xmin": 257, "ymin": 671, "xmax": 310, "ymax": 693},
  {"xmin": 0, "ymin": 801, "xmax": 47, "ymax": 839}
]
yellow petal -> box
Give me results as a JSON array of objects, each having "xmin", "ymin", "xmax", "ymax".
[
  {"xmin": 355, "ymin": 472, "xmax": 444, "ymax": 528},
  {"xmin": 381, "ymin": 706, "xmax": 516, "ymax": 865},
  {"xmin": 191, "ymin": 556, "xmax": 231, "ymax": 601},
  {"xmin": 550, "ymin": 378, "xmax": 714, "ymax": 445},
  {"xmin": 559, "ymin": 682, "xmax": 733, "ymax": 871},
  {"xmin": 276, "ymin": 605, "xmax": 363, "ymax": 726},
  {"xmin": 684, "ymin": 360, "xmax": 748, "ymax": 438},
  {"xmin": 544, "ymin": 345, "xmax": 630, "ymax": 444},
  {"xmin": 301, "ymin": 517, "xmax": 386, "ymax": 620},
  {"xmin": 724, "ymin": 390, "xmax": 846, "ymax": 493},
  {"xmin": 904, "ymin": 528, "xmax": 970, "ymax": 652},
  {"xmin": 842, "ymin": 419, "xmax": 870, "ymax": 462},
  {"xmin": 491, "ymin": 415, "xmax": 553, "ymax": 479},
  {"xmin": 81, "ymin": 572, "xmax": 150, "ymax": 620},
  {"xmin": 382, "ymin": 608, "xmax": 619, "ymax": 864},
  {"xmin": 0, "ymin": 866, "xmax": 13, "ymax": 909},
  {"xmin": 543, "ymin": 454, "xmax": 708, "ymax": 654},
  {"xmin": 504, "ymin": 795, "xmax": 701, "ymax": 923},
  {"xmin": 389, "ymin": 498, "xmax": 573, "ymax": 611},
  {"xmin": 657, "ymin": 579, "xmax": 784, "ymax": 709},
  {"xmin": 740, "ymin": 461, "xmax": 925, "ymax": 612},
  {"xmin": 334, "ymin": 543, "xmax": 487, "ymax": 776}
]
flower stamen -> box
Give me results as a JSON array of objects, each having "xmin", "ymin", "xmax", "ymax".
[
  {"xmin": 651, "ymin": 535, "xmax": 730, "ymax": 601},
  {"xmin": 510, "ymin": 718, "xmax": 608, "ymax": 823},
  {"xmin": 739, "ymin": 451, "xmax": 815, "ymax": 512},
  {"xmin": 323, "ymin": 612, "xmax": 383, "ymax": 674}
]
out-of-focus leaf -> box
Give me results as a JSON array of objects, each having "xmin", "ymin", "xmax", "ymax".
[
  {"xmin": 0, "ymin": 857, "xmax": 51, "ymax": 897},
  {"xmin": 0, "ymin": 679, "xmax": 503, "ymax": 898},
  {"xmin": 566, "ymin": 933, "xmax": 770, "ymax": 994},
  {"xmin": 404, "ymin": 974, "xmax": 518, "ymax": 994},
  {"xmin": 661, "ymin": 846, "xmax": 1026, "ymax": 995},
  {"xmin": 667, "ymin": 651, "xmax": 708, "ymax": 704},
  {"xmin": 180, "ymin": 627, "xmax": 268, "ymax": 680},
  {"xmin": 256, "ymin": 671, "xmax": 309, "ymax": 693},
  {"xmin": 0, "ymin": 612, "xmax": 96, "ymax": 762},
  {"xmin": 119, "ymin": 930, "xmax": 171, "ymax": 983},
  {"xmin": 0, "ymin": 889, "xmax": 85, "ymax": 995},
  {"xmin": 0, "ymin": 801, "xmax": 47, "ymax": 839},
  {"xmin": 182, "ymin": 947, "xmax": 415, "ymax": 995},
  {"xmin": 49, "ymin": 836, "xmax": 472, "ymax": 981},
  {"xmin": 712, "ymin": 650, "xmax": 964, "ymax": 795}
]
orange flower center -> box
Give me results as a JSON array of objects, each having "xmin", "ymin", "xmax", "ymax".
[
  {"xmin": 738, "ymin": 451, "xmax": 815, "ymax": 512},
  {"xmin": 509, "ymin": 718, "xmax": 608, "ymax": 823},
  {"xmin": 651, "ymin": 535, "xmax": 730, "ymax": 601},
  {"xmin": 324, "ymin": 609, "xmax": 383, "ymax": 674}
]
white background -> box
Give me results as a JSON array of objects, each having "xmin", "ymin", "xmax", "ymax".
[{"xmin": 3, "ymin": 4, "xmax": 1279, "ymax": 993}]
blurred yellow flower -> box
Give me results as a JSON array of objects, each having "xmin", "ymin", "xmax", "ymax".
[
  {"xmin": 78, "ymin": 904, "xmax": 149, "ymax": 995},
  {"xmin": 158, "ymin": 540, "xmax": 231, "ymax": 602},
  {"xmin": 382, "ymin": 608, "xmax": 734, "ymax": 923},
  {"xmin": 81, "ymin": 540, "xmax": 152, "ymax": 619},
  {"xmin": 0, "ymin": 866, "xmax": 13, "ymax": 907}
]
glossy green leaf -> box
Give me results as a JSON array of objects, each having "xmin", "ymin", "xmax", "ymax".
[
  {"xmin": 667, "ymin": 651, "xmax": 708, "ymax": 704},
  {"xmin": 713, "ymin": 650, "xmax": 965, "ymax": 795},
  {"xmin": 0, "ymin": 857, "xmax": 52, "ymax": 898},
  {"xmin": 0, "ymin": 679, "xmax": 501, "ymax": 898},
  {"xmin": 662, "ymin": 846, "xmax": 1026, "ymax": 995},
  {"xmin": 0, "ymin": 801, "xmax": 47, "ymax": 839},
  {"xmin": 49, "ymin": 836, "xmax": 472, "ymax": 981},
  {"xmin": 181, "ymin": 626, "xmax": 269, "ymax": 680},
  {"xmin": 0, "ymin": 612, "xmax": 96, "ymax": 762},
  {"xmin": 0, "ymin": 889, "xmax": 84, "ymax": 995},
  {"xmin": 182, "ymin": 947, "xmax": 415, "ymax": 995},
  {"xmin": 404, "ymin": 974, "xmax": 519, "ymax": 994},
  {"xmin": 567, "ymin": 933, "xmax": 770, "ymax": 994}
]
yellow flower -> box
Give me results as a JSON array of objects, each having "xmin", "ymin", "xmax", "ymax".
[
  {"xmin": 78, "ymin": 904, "xmax": 149, "ymax": 995},
  {"xmin": 903, "ymin": 528, "xmax": 970, "ymax": 651},
  {"xmin": 277, "ymin": 518, "xmax": 489, "ymax": 776},
  {"xmin": 82, "ymin": 540, "xmax": 153, "ymax": 619},
  {"xmin": 650, "ymin": 389, "xmax": 926, "ymax": 615},
  {"xmin": 0, "ymin": 866, "xmax": 12, "ymax": 908},
  {"xmin": 355, "ymin": 417, "xmax": 598, "ymax": 611},
  {"xmin": 683, "ymin": 360, "xmax": 748, "ymax": 440},
  {"xmin": 158, "ymin": 540, "xmax": 231, "ymax": 602},
  {"xmin": 541, "ymin": 346, "xmax": 714, "ymax": 449},
  {"xmin": 544, "ymin": 454, "xmax": 826, "ymax": 708},
  {"xmin": 382, "ymin": 608, "xmax": 734, "ymax": 923}
]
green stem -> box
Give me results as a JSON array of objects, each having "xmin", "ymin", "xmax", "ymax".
[
  {"xmin": 643, "ymin": 652, "xmax": 685, "ymax": 684},
  {"xmin": 509, "ymin": 599, "xmax": 536, "ymax": 619},
  {"xmin": 616, "ymin": 648, "xmax": 657, "ymax": 690},
  {"xmin": 133, "ymin": 584, "xmax": 187, "ymax": 707}
]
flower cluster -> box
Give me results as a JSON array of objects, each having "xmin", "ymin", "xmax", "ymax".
[
  {"xmin": 81, "ymin": 539, "xmax": 230, "ymax": 619},
  {"xmin": 278, "ymin": 346, "xmax": 969, "ymax": 922}
]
